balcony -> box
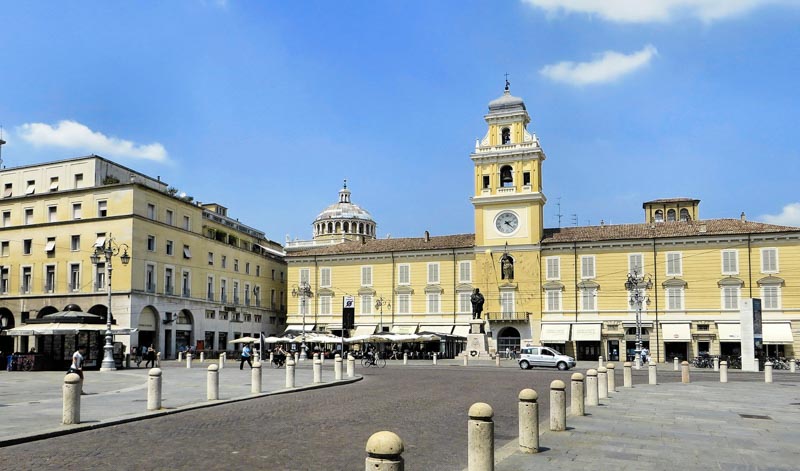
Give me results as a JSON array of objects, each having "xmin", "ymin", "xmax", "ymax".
[
  {"xmin": 45, "ymin": 283, "xmax": 54, "ymax": 293},
  {"xmin": 165, "ymin": 285, "xmax": 174, "ymax": 295},
  {"xmin": 233, "ymin": 295, "xmax": 240, "ymax": 305},
  {"xmin": 221, "ymin": 294, "xmax": 227, "ymax": 304},
  {"xmin": 146, "ymin": 283, "xmax": 156, "ymax": 294},
  {"xmin": 485, "ymin": 311, "xmax": 529, "ymax": 322},
  {"xmin": 182, "ymin": 288, "xmax": 191, "ymax": 298},
  {"xmin": 207, "ymin": 292, "xmax": 214, "ymax": 301},
  {"xmin": 20, "ymin": 285, "xmax": 31, "ymax": 294}
]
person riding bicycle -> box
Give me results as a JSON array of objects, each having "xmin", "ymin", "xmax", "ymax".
[
  {"xmin": 365, "ymin": 346, "xmax": 376, "ymax": 365},
  {"xmin": 273, "ymin": 345, "xmax": 287, "ymax": 366}
]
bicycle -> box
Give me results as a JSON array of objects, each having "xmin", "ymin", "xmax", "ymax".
[
  {"xmin": 13, "ymin": 355, "xmax": 34, "ymax": 372},
  {"xmin": 361, "ymin": 355, "xmax": 386, "ymax": 368},
  {"xmin": 272, "ymin": 355, "xmax": 286, "ymax": 368},
  {"xmin": 769, "ymin": 357, "xmax": 790, "ymax": 370}
]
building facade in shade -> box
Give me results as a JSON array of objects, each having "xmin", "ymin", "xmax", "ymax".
[
  {"xmin": 0, "ymin": 156, "xmax": 287, "ymax": 366},
  {"xmin": 286, "ymin": 83, "xmax": 800, "ymax": 362}
]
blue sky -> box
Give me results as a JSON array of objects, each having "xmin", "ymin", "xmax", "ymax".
[{"xmin": 1, "ymin": 1, "xmax": 799, "ymax": 243}]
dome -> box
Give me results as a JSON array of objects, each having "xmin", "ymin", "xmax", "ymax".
[
  {"xmin": 312, "ymin": 181, "xmax": 377, "ymax": 241},
  {"xmin": 314, "ymin": 186, "xmax": 374, "ymax": 223},
  {"xmin": 488, "ymin": 81, "xmax": 526, "ymax": 114}
]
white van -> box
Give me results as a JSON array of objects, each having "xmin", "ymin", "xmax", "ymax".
[{"xmin": 518, "ymin": 346, "xmax": 576, "ymax": 371}]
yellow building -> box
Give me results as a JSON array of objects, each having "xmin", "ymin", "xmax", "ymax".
[
  {"xmin": 287, "ymin": 83, "xmax": 800, "ymax": 363},
  {"xmin": 0, "ymin": 155, "xmax": 286, "ymax": 367}
]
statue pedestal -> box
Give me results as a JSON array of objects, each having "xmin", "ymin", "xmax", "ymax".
[{"xmin": 462, "ymin": 320, "xmax": 492, "ymax": 360}]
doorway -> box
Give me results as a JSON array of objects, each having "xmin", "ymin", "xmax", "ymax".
[
  {"xmin": 577, "ymin": 341, "xmax": 601, "ymax": 361},
  {"xmin": 664, "ymin": 342, "xmax": 689, "ymax": 362},
  {"xmin": 607, "ymin": 340, "xmax": 620, "ymax": 361}
]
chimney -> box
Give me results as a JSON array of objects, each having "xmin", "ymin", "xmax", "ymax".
[
  {"xmin": 424, "ymin": 230, "xmax": 430, "ymax": 242},
  {"xmin": 740, "ymin": 212, "xmax": 746, "ymax": 222}
]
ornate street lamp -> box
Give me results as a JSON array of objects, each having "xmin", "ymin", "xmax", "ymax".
[
  {"xmin": 625, "ymin": 269, "xmax": 652, "ymax": 370},
  {"xmin": 291, "ymin": 282, "xmax": 313, "ymax": 360},
  {"xmin": 375, "ymin": 296, "xmax": 391, "ymax": 333},
  {"xmin": 90, "ymin": 234, "xmax": 130, "ymax": 371}
]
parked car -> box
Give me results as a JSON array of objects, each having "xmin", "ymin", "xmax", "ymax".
[{"xmin": 518, "ymin": 346, "xmax": 576, "ymax": 371}]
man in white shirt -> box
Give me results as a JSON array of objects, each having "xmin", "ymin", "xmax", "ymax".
[{"xmin": 69, "ymin": 346, "xmax": 87, "ymax": 394}]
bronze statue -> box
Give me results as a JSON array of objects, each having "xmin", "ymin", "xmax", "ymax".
[{"xmin": 470, "ymin": 288, "xmax": 485, "ymax": 319}]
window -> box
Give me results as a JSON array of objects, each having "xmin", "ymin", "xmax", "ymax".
[
  {"xmin": 69, "ymin": 264, "xmax": 80, "ymax": 291},
  {"xmin": 165, "ymin": 268, "xmax": 174, "ymax": 295},
  {"xmin": 0, "ymin": 241, "xmax": 8, "ymax": 257},
  {"xmin": 233, "ymin": 281, "xmax": 240, "ymax": 304},
  {"xmin": 397, "ymin": 294, "xmax": 410, "ymax": 314},
  {"xmin": 206, "ymin": 310, "xmax": 216, "ymax": 320},
  {"xmin": 359, "ymin": 294, "xmax": 372, "ymax": 314},
  {"xmin": 459, "ymin": 261, "xmax": 471, "ymax": 283},
  {"xmin": 3, "ymin": 183, "xmax": 12, "ymax": 197},
  {"xmin": 206, "ymin": 276, "xmax": 213, "ymax": 300},
  {"xmin": 182, "ymin": 271, "xmax": 191, "ymax": 297},
  {"xmin": 426, "ymin": 293, "xmax": 440, "ymax": 313},
  {"xmin": 166, "ymin": 240, "xmax": 173, "ymax": 256},
  {"xmin": 183, "ymin": 215, "xmax": 190, "ymax": 231},
  {"xmin": 45, "ymin": 237, "xmax": 56, "ymax": 254},
  {"xmin": 427, "ymin": 263, "xmax": 439, "ymax": 284},
  {"xmin": 2, "ymin": 211, "xmax": 9, "ymax": 227},
  {"xmin": 654, "ymin": 210, "xmax": 664, "ymax": 222},
  {"xmin": 45, "ymin": 265, "xmax": 56, "ymax": 292},
  {"xmin": 26, "ymin": 180, "xmax": 35, "ymax": 195},
  {"xmin": 97, "ymin": 200, "xmax": 108, "ymax": 218},
  {"xmin": 47, "ymin": 206, "xmax": 57, "ymax": 222},
  {"xmin": 762, "ymin": 286, "xmax": 781, "ymax": 310},
  {"xmin": 500, "ymin": 165, "xmax": 513, "ymax": 187},
  {"xmin": 245, "ymin": 283, "xmax": 251, "ymax": 305},
  {"xmin": 24, "ymin": 208, "xmax": 33, "ymax": 225},
  {"xmin": 221, "ymin": 279, "xmax": 227, "ymax": 303},
  {"xmin": 500, "ymin": 292, "xmax": 515, "ymax": 315},
  {"xmin": 459, "ymin": 292, "xmax": 471, "ymax": 313},
  {"xmin": 501, "ymin": 127, "xmax": 511, "ymax": 144},
  {"xmin": 147, "ymin": 203, "xmax": 155, "ymax": 219},
  {"xmin": 722, "ymin": 286, "xmax": 739, "ymax": 310},
  {"xmin": 545, "ymin": 257, "xmax": 560, "ymax": 280},
  {"xmin": 761, "ymin": 248, "xmax": 778, "ymax": 273},
  {"xmin": 299, "ymin": 268, "xmax": 310, "ymax": 284},
  {"xmin": 147, "ymin": 235, "xmax": 156, "ymax": 251},
  {"xmin": 320, "ymin": 268, "xmax": 331, "ymax": 287},
  {"xmin": 183, "ymin": 245, "xmax": 191, "ymax": 259},
  {"xmin": 74, "ymin": 173, "xmax": 83, "ymax": 188},
  {"xmin": 145, "ymin": 264, "xmax": 156, "ymax": 293},
  {"xmin": 221, "ymin": 255, "xmax": 227, "ymax": 269},
  {"xmin": 256, "ymin": 265, "xmax": 261, "ymax": 277},
  {"xmin": 581, "ymin": 288, "xmax": 597, "ymax": 311},
  {"xmin": 320, "ymin": 295, "xmax": 332, "ymax": 315},
  {"xmin": 94, "ymin": 233, "xmax": 106, "ymax": 248},
  {"xmin": 666, "ymin": 252, "xmax": 682, "ymax": 276},
  {"xmin": 398, "ymin": 264, "xmax": 410, "ymax": 285},
  {"xmin": 580, "ymin": 256, "xmax": 595, "ymax": 279},
  {"xmin": 71, "ymin": 235, "xmax": 80, "ymax": 251},
  {"xmin": 245, "ymin": 262, "xmax": 250, "ymax": 274},
  {"xmin": 628, "ymin": 253, "xmax": 644, "ymax": 275},
  {"xmin": 0, "ymin": 266, "xmax": 9, "ymax": 293},
  {"xmin": 23, "ymin": 239, "xmax": 32, "ymax": 255},
  {"xmin": 271, "ymin": 269, "xmax": 275, "ymax": 280},
  {"xmin": 50, "ymin": 177, "xmax": 59, "ymax": 191},
  {"xmin": 667, "ymin": 209, "xmax": 676, "ymax": 221},
  {"xmin": 546, "ymin": 290, "xmax": 561, "ymax": 311},
  {"xmin": 721, "ymin": 250, "xmax": 738, "ymax": 275},
  {"xmin": 680, "ymin": 208, "xmax": 690, "ymax": 221},
  {"xmin": 482, "ymin": 175, "xmax": 490, "ymax": 189},
  {"xmin": 361, "ymin": 266, "xmax": 372, "ymax": 286},
  {"xmin": 165, "ymin": 209, "xmax": 174, "ymax": 225},
  {"xmin": 234, "ymin": 259, "xmax": 239, "ymax": 272},
  {"xmin": 666, "ymin": 287, "xmax": 684, "ymax": 310},
  {"xmin": 72, "ymin": 203, "xmax": 82, "ymax": 220},
  {"xmin": 523, "ymin": 171, "xmax": 531, "ymax": 186},
  {"xmin": 22, "ymin": 267, "xmax": 32, "ymax": 293},
  {"xmin": 208, "ymin": 252, "xmax": 214, "ymax": 265}
]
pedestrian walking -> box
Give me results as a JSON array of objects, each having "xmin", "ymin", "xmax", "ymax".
[
  {"xmin": 145, "ymin": 345, "xmax": 156, "ymax": 368},
  {"xmin": 240, "ymin": 343, "xmax": 253, "ymax": 370},
  {"xmin": 68, "ymin": 346, "xmax": 87, "ymax": 395}
]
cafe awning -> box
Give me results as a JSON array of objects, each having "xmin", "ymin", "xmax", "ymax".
[
  {"xmin": 716, "ymin": 323, "xmax": 741, "ymax": 342},
  {"xmin": 391, "ymin": 324, "xmax": 418, "ymax": 335},
  {"xmin": 353, "ymin": 325, "xmax": 378, "ymax": 336},
  {"xmin": 540, "ymin": 324, "xmax": 570, "ymax": 343},
  {"xmin": 4, "ymin": 323, "xmax": 136, "ymax": 336},
  {"xmin": 572, "ymin": 323, "xmax": 602, "ymax": 341},
  {"xmin": 418, "ymin": 325, "xmax": 453, "ymax": 335},
  {"xmin": 763, "ymin": 323, "xmax": 794, "ymax": 345},
  {"xmin": 661, "ymin": 323, "xmax": 691, "ymax": 342},
  {"xmin": 452, "ymin": 325, "xmax": 471, "ymax": 337}
]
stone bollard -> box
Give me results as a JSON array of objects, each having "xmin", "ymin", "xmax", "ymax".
[
  {"xmin": 713, "ymin": 357, "xmax": 719, "ymax": 371},
  {"xmin": 495, "ymin": 354, "xmax": 500, "ymax": 367},
  {"xmin": 335, "ymin": 354, "xmax": 343, "ymax": 380},
  {"xmin": 433, "ymin": 353, "xmax": 438, "ymax": 365},
  {"xmin": 200, "ymin": 352, "xmax": 205, "ymax": 363},
  {"xmin": 585, "ymin": 369, "xmax": 599, "ymax": 406},
  {"xmin": 597, "ymin": 367, "xmax": 608, "ymax": 399},
  {"xmin": 156, "ymin": 352, "xmax": 161, "ymax": 367},
  {"xmin": 347, "ymin": 354, "xmax": 355, "ymax": 378},
  {"xmin": 365, "ymin": 431, "xmax": 404, "ymax": 471},
  {"xmin": 681, "ymin": 361, "xmax": 690, "ymax": 384},
  {"xmin": 623, "ymin": 362, "xmax": 633, "ymax": 388},
  {"xmin": 720, "ymin": 360, "xmax": 728, "ymax": 383},
  {"xmin": 286, "ymin": 359, "xmax": 296, "ymax": 388},
  {"xmin": 791, "ymin": 359, "xmax": 797, "ymax": 373},
  {"xmin": 468, "ymin": 402, "xmax": 494, "ymax": 471},
  {"xmin": 313, "ymin": 353, "xmax": 319, "ymax": 361},
  {"xmin": 313, "ymin": 358, "xmax": 322, "ymax": 384},
  {"xmin": 186, "ymin": 353, "xmax": 192, "ymax": 368},
  {"xmin": 518, "ymin": 389, "xmax": 539, "ymax": 454},
  {"xmin": 207, "ymin": 364, "xmax": 219, "ymax": 400},
  {"xmin": 674, "ymin": 357, "xmax": 679, "ymax": 371},
  {"xmin": 63, "ymin": 373, "xmax": 82, "ymax": 425},
  {"xmin": 178, "ymin": 351, "xmax": 183, "ymax": 362},
  {"xmin": 550, "ymin": 380, "xmax": 567, "ymax": 432},
  {"xmin": 649, "ymin": 361, "xmax": 658, "ymax": 385},
  {"xmin": 219, "ymin": 352, "xmax": 225, "ymax": 369},
  {"xmin": 148, "ymin": 368, "xmax": 162, "ymax": 411},
  {"xmin": 403, "ymin": 352, "xmax": 408, "ymax": 365},
  {"xmin": 598, "ymin": 356, "xmax": 604, "ymax": 369},
  {"xmin": 252, "ymin": 362, "xmax": 262, "ymax": 394},
  {"xmin": 320, "ymin": 354, "xmax": 325, "ymax": 365},
  {"xmin": 269, "ymin": 351, "xmax": 274, "ymax": 366},
  {"xmin": 765, "ymin": 361, "xmax": 773, "ymax": 383},
  {"xmin": 571, "ymin": 373, "xmax": 585, "ymax": 417},
  {"xmin": 606, "ymin": 362, "xmax": 616, "ymax": 393},
  {"xmin": 294, "ymin": 352, "xmax": 299, "ymax": 363},
  {"xmin": 464, "ymin": 355, "xmax": 469, "ymax": 366}
]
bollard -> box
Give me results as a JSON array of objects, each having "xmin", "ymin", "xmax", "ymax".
[
  {"xmin": 313, "ymin": 353, "xmax": 319, "ymax": 361},
  {"xmin": 713, "ymin": 357, "xmax": 719, "ymax": 371},
  {"xmin": 518, "ymin": 389, "xmax": 539, "ymax": 454},
  {"xmin": 623, "ymin": 362, "xmax": 632, "ymax": 388},
  {"xmin": 597, "ymin": 367, "xmax": 608, "ymax": 399},
  {"xmin": 433, "ymin": 353, "xmax": 438, "ymax": 365},
  {"xmin": 673, "ymin": 357, "xmax": 679, "ymax": 371},
  {"xmin": 270, "ymin": 351, "xmax": 274, "ymax": 366},
  {"xmin": 207, "ymin": 364, "xmax": 219, "ymax": 400},
  {"xmin": 200, "ymin": 352, "xmax": 205, "ymax": 363},
  {"xmin": 403, "ymin": 352, "xmax": 408, "ymax": 365},
  {"xmin": 606, "ymin": 362, "xmax": 616, "ymax": 393},
  {"xmin": 468, "ymin": 402, "xmax": 494, "ymax": 471},
  {"xmin": 649, "ymin": 361, "xmax": 658, "ymax": 385},
  {"xmin": 147, "ymin": 368, "xmax": 162, "ymax": 411},
  {"xmin": 550, "ymin": 380, "xmax": 566, "ymax": 432},
  {"xmin": 156, "ymin": 352, "xmax": 161, "ymax": 367},
  {"xmin": 720, "ymin": 360, "xmax": 728, "ymax": 383},
  {"xmin": 495, "ymin": 354, "xmax": 500, "ymax": 367},
  {"xmin": 347, "ymin": 354, "xmax": 355, "ymax": 378},
  {"xmin": 791, "ymin": 359, "xmax": 797, "ymax": 373},
  {"xmin": 335, "ymin": 354, "xmax": 343, "ymax": 380},
  {"xmin": 681, "ymin": 361, "xmax": 690, "ymax": 384},
  {"xmin": 294, "ymin": 352, "xmax": 299, "ymax": 363},
  {"xmin": 178, "ymin": 351, "xmax": 183, "ymax": 362},
  {"xmin": 765, "ymin": 361, "xmax": 773, "ymax": 383},
  {"xmin": 252, "ymin": 362, "xmax": 262, "ymax": 394},
  {"xmin": 186, "ymin": 353, "xmax": 192, "ymax": 368},
  {"xmin": 320, "ymin": 354, "xmax": 325, "ymax": 366},
  {"xmin": 286, "ymin": 359, "xmax": 296, "ymax": 388},
  {"xmin": 365, "ymin": 431, "xmax": 404, "ymax": 471},
  {"xmin": 598, "ymin": 356, "xmax": 604, "ymax": 369},
  {"xmin": 585, "ymin": 369, "xmax": 599, "ymax": 406},
  {"xmin": 464, "ymin": 355, "xmax": 468, "ymax": 366},
  {"xmin": 63, "ymin": 373, "xmax": 82, "ymax": 425},
  {"xmin": 219, "ymin": 352, "xmax": 225, "ymax": 369},
  {"xmin": 571, "ymin": 373, "xmax": 585, "ymax": 417},
  {"xmin": 313, "ymin": 358, "xmax": 322, "ymax": 384}
]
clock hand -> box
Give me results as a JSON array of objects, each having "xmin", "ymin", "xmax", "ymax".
[{"xmin": 504, "ymin": 221, "xmax": 513, "ymax": 226}]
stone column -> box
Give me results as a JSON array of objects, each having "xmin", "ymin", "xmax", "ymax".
[
  {"xmin": 623, "ymin": 362, "xmax": 632, "ymax": 388},
  {"xmin": 713, "ymin": 357, "xmax": 719, "ymax": 371},
  {"xmin": 286, "ymin": 359, "xmax": 296, "ymax": 388},
  {"xmin": 207, "ymin": 364, "xmax": 219, "ymax": 400},
  {"xmin": 597, "ymin": 367, "xmax": 608, "ymax": 399},
  {"xmin": 186, "ymin": 353, "xmax": 192, "ymax": 368},
  {"xmin": 585, "ymin": 369, "xmax": 599, "ymax": 406},
  {"xmin": 598, "ymin": 356, "xmax": 604, "ymax": 369},
  {"xmin": 518, "ymin": 389, "xmax": 539, "ymax": 454},
  {"xmin": 681, "ymin": 361, "xmax": 690, "ymax": 384},
  {"xmin": 720, "ymin": 360, "xmax": 728, "ymax": 383},
  {"xmin": 148, "ymin": 368, "xmax": 162, "ymax": 411},
  {"xmin": 63, "ymin": 373, "xmax": 81, "ymax": 425},
  {"xmin": 649, "ymin": 361, "xmax": 658, "ymax": 385},
  {"xmin": 200, "ymin": 352, "xmax": 205, "ymax": 363},
  {"xmin": 571, "ymin": 373, "xmax": 585, "ymax": 417},
  {"xmin": 765, "ymin": 361, "xmax": 773, "ymax": 383},
  {"xmin": 550, "ymin": 380, "xmax": 566, "ymax": 432},
  {"xmin": 606, "ymin": 362, "xmax": 616, "ymax": 393},
  {"xmin": 252, "ymin": 362, "xmax": 262, "ymax": 394},
  {"xmin": 468, "ymin": 402, "xmax": 494, "ymax": 471},
  {"xmin": 335, "ymin": 354, "xmax": 343, "ymax": 380},
  {"xmin": 365, "ymin": 431, "xmax": 404, "ymax": 471},
  {"xmin": 313, "ymin": 358, "xmax": 322, "ymax": 384},
  {"xmin": 673, "ymin": 357, "xmax": 679, "ymax": 371},
  {"xmin": 347, "ymin": 354, "xmax": 355, "ymax": 378}
]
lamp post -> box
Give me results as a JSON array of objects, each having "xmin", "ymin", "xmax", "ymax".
[
  {"xmin": 375, "ymin": 296, "xmax": 390, "ymax": 333},
  {"xmin": 291, "ymin": 282, "xmax": 313, "ymax": 360},
  {"xmin": 625, "ymin": 269, "xmax": 652, "ymax": 370},
  {"xmin": 90, "ymin": 233, "xmax": 131, "ymax": 371}
]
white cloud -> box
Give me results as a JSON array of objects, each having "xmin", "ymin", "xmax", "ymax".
[
  {"xmin": 17, "ymin": 120, "xmax": 168, "ymax": 162},
  {"xmin": 540, "ymin": 44, "xmax": 657, "ymax": 86},
  {"xmin": 523, "ymin": 0, "xmax": 794, "ymax": 23},
  {"xmin": 759, "ymin": 203, "xmax": 800, "ymax": 227}
]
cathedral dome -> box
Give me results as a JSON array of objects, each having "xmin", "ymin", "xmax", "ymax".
[
  {"xmin": 488, "ymin": 81, "xmax": 526, "ymax": 114},
  {"xmin": 313, "ymin": 181, "xmax": 377, "ymax": 241}
]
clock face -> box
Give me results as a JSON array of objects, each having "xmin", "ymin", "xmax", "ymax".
[{"xmin": 495, "ymin": 211, "xmax": 519, "ymax": 234}]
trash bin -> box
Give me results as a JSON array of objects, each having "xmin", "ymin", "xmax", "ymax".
[{"xmin": 6, "ymin": 355, "xmax": 13, "ymax": 371}]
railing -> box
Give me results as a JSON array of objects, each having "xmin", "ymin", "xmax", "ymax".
[
  {"xmin": 221, "ymin": 294, "xmax": 227, "ymax": 303},
  {"xmin": 182, "ymin": 288, "xmax": 191, "ymax": 297},
  {"xmin": 234, "ymin": 296, "xmax": 240, "ymax": 305},
  {"xmin": 485, "ymin": 311, "xmax": 528, "ymax": 321},
  {"xmin": 207, "ymin": 292, "xmax": 214, "ymax": 301},
  {"xmin": 146, "ymin": 283, "xmax": 155, "ymax": 293},
  {"xmin": 165, "ymin": 285, "xmax": 174, "ymax": 295},
  {"xmin": 44, "ymin": 284, "xmax": 54, "ymax": 293}
]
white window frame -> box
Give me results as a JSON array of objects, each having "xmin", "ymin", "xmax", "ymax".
[
  {"xmin": 97, "ymin": 200, "xmax": 108, "ymax": 217},
  {"xmin": 165, "ymin": 209, "xmax": 174, "ymax": 225},
  {"xmin": 47, "ymin": 205, "xmax": 57, "ymax": 223},
  {"xmin": 147, "ymin": 235, "xmax": 156, "ymax": 252},
  {"xmin": 145, "ymin": 263, "xmax": 157, "ymax": 293},
  {"xmin": 760, "ymin": 248, "xmax": 778, "ymax": 273},
  {"xmin": 500, "ymin": 291, "xmax": 515, "ymax": 315},
  {"xmin": 320, "ymin": 295, "xmax": 332, "ymax": 315},
  {"xmin": 2, "ymin": 211, "xmax": 10, "ymax": 227},
  {"xmin": 361, "ymin": 266, "xmax": 373, "ymax": 287},
  {"xmin": 166, "ymin": 240, "xmax": 174, "ymax": 256},
  {"xmin": 580, "ymin": 255, "xmax": 595, "ymax": 279},
  {"xmin": 666, "ymin": 287, "xmax": 684, "ymax": 311},
  {"xmin": 580, "ymin": 288, "xmax": 597, "ymax": 311},
  {"xmin": 458, "ymin": 261, "xmax": 472, "ymax": 283},
  {"xmin": 24, "ymin": 208, "xmax": 33, "ymax": 225},
  {"xmin": 721, "ymin": 286, "xmax": 740, "ymax": 310},
  {"xmin": 319, "ymin": 267, "xmax": 331, "ymax": 288},
  {"xmin": 397, "ymin": 294, "xmax": 410, "ymax": 314},
  {"xmin": 298, "ymin": 268, "xmax": 310, "ymax": 285},
  {"xmin": 72, "ymin": 203, "xmax": 82, "ymax": 220},
  {"xmin": 69, "ymin": 263, "xmax": 81, "ymax": 292},
  {"xmin": 426, "ymin": 293, "xmax": 440, "ymax": 313},
  {"xmin": 459, "ymin": 292, "xmax": 471, "ymax": 313},
  {"xmin": 628, "ymin": 253, "xmax": 644, "ymax": 275},
  {"xmin": 147, "ymin": 203, "xmax": 156, "ymax": 219},
  {"xmin": 427, "ymin": 262, "xmax": 440, "ymax": 284},
  {"xmin": 666, "ymin": 252, "xmax": 682, "ymax": 276},
  {"xmin": 545, "ymin": 257, "xmax": 560, "ymax": 280},
  {"xmin": 721, "ymin": 250, "xmax": 739, "ymax": 275},
  {"xmin": 361, "ymin": 294, "xmax": 373, "ymax": 315},
  {"xmin": 761, "ymin": 286, "xmax": 781, "ymax": 310},
  {"xmin": 398, "ymin": 264, "xmax": 410, "ymax": 285},
  {"xmin": 545, "ymin": 290, "xmax": 562, "ymax": 312}
]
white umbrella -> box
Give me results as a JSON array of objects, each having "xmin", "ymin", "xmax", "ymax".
[
  {"xmin": 305, "ymin": 334, "xmax": 344, "ymax": 343},
  {"xmin": 229, "ymin": 336, "xmax": 259, "ymax": 344},
  {"xmin": 260, "ymin": 336, "xmax": 288, "ymax": 343}
]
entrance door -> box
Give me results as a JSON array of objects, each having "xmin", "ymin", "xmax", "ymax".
[
  {"xmin": 577, "ymin": 341, "xmax": 601, "ymax": 361},
  {"xmin": 165, "ymin": 330, "xmax": 173, "ymax": 359},
  {"xmin": 607, "ymin": 340, "xmax": 620, "ymax": 361},
  {"xmin": 664, "ymin": 342, "xmax": 689, "ymax": 362}
]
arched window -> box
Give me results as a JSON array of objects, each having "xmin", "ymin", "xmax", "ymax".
[
  {"xmin": 501, "ymin": 128, "xmax": 511, "ymax": 145},
  {"xmin": 343, "ymin": 222, "xmax": 349, "ymax": 233},
  {"xmin": 667, "ymin": 209, "xmax": 676, "ymax": 222},
  {"xmin": 680, "ymin": 208, "xmax": 690, "ymax": 221},
  {"xmin": 654, "ymin": 210, "xmax": 664, "ymax": 223},
  {"xmin": 335, "ymin": 221, "xmax": 341, "ymax": 233},
  {"xmin": 500, "ymin": 165, "xmax": 514, "ymax": 187},
  {"xmin": 327, "ymin": 222, "xmax": 333, "ymax": 234},
  {"xmin": 359, "ymin": 223, "xmax": 364, "ymax": 234}
]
